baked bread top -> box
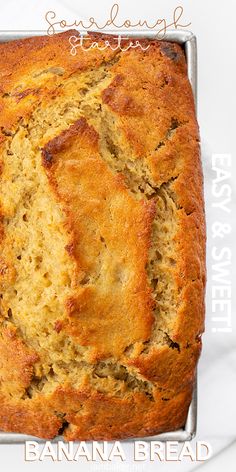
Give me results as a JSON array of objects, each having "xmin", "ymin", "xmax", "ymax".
[{"xmin": 0, "ymin": 31, "xmax": 205, "ymax": 440}]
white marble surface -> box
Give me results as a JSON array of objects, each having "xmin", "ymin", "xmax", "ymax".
[{"xmin": 0, "ymin": 0, "xmax": 235, "ymax": 470}]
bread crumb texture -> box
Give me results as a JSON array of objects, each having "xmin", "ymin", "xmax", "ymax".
[{"xmin": 0, "ymin": 31, "xmax": 205, "ymax": 440}]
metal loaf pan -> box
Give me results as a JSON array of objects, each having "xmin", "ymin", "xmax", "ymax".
[{"xmin": 0, "ymin": 29, "xmax": 198, "ymax": 444}]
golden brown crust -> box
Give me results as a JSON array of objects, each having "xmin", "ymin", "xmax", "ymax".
[
  {"xmin": 42, "ymin": 118, "xmax": 155, "ymax": 360},
  {"xmin": 0, "ymin": 325, "xmax": 38, "ymax": 396},
  {"xmin": 0, "ymin": 31, "xmax": 205, "ymax": 440},
  {"xmin": 50, "ymin": 384, "xmax": 193, "ymax": 440}
]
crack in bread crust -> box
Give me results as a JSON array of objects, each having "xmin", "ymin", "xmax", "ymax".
[
  {"xmin": 41, "ymin": 117, "xmax": 156, "ymax": 360},
  {"xmin": 0, "ymin": 31, "xmax": 205, "ymax": 440}
]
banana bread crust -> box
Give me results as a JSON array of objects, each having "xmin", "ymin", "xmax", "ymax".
[{"xmin": 0, "ymin": 31, "xmax": 205, "ymax": 440}]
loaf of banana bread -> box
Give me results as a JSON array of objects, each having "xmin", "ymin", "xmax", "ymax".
[{"xmin": 0, "ymin": 30, "xmax": 205, "ymax": 440}]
